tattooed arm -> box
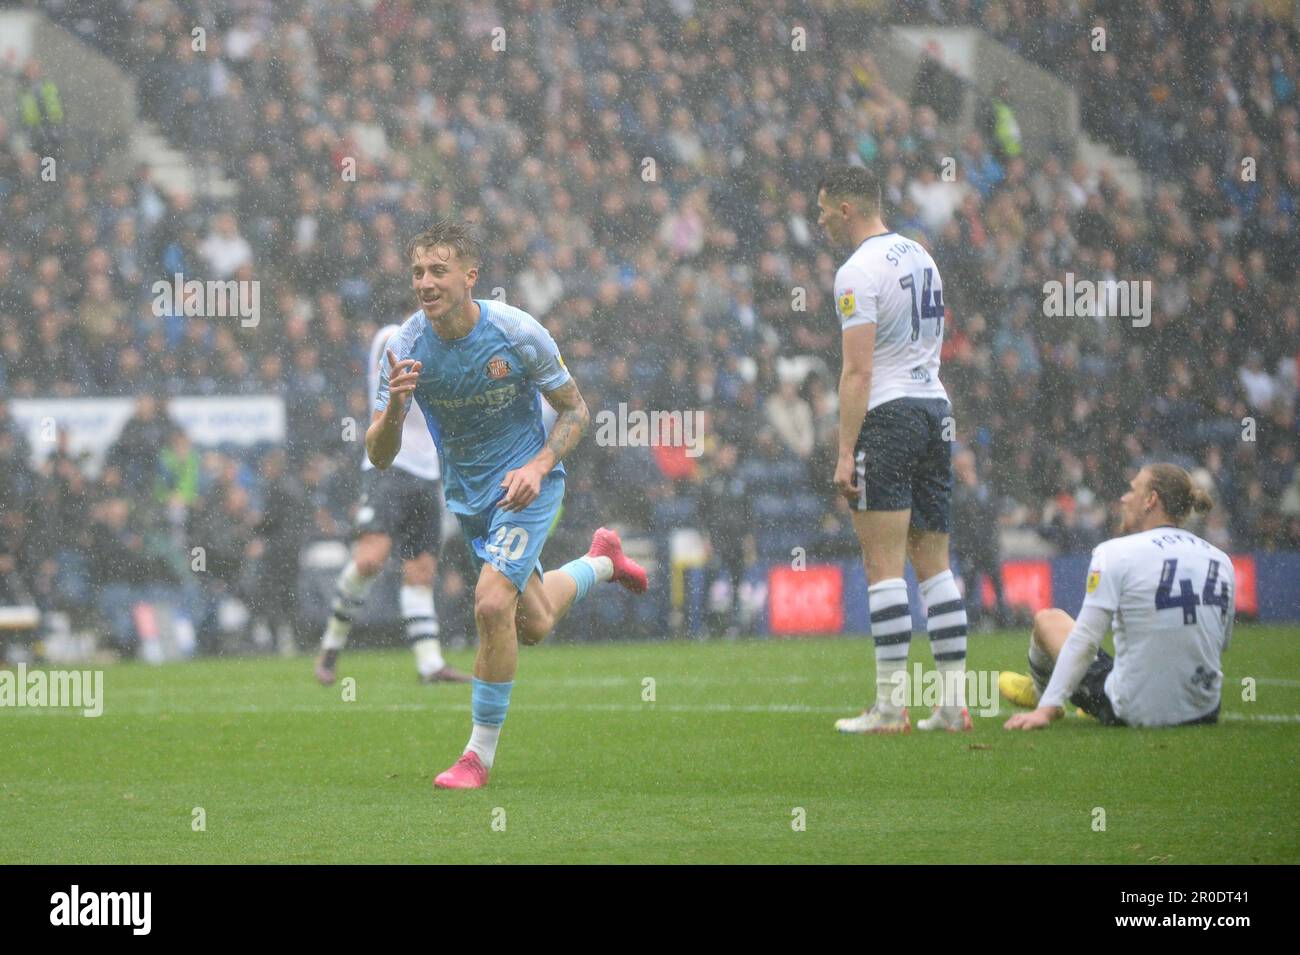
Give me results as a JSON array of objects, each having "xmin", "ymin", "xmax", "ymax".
[
  {"xmin": 538, "ymin": 379, "xmax": 590, "ymax": 466},
  {"xmin": 498, "ymin": 378, "xmax": 590, "ymax": 511}
]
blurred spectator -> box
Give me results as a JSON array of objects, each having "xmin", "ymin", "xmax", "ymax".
[
  {"xmin": 186, "ymin": 483, "xmax": 258, "ymax": 652},
  {"xmin": 107, "ymin": 394, "xmax": 174, "ymax": 489},
  {"xmin": 249, "ymin": 450, "xmax": 308, "ymax": 655},
  {"xmin": 951, "ymin": 449, "xmax": 1006, "ymax": 628},
  {"xmin": 697, "ymin": 442, "xmax": 753, "ymax": 637},
  {"xmin": 88, "ymin": 495, "xmax": 178, "ymax": 653},
  {"xmin": 978, "ymin": 78, "xmax": 1022, "ymax": 165},
  {"xmin": 199, "ymin": 212, "xmax": 252, "ymax": 278},
  {"xmin": 765, "ymin": 379, "xmax": 815, "ymax": 460},
  {"xmin": 0, "ymin": 401, "xmax": 34, "ymax": 510},
  {"xmin": 17, "ymin": 61, "xmax": 65, "ymax": 159},
  {"xmin": 517, "ymin": 249, "xmax": 564, "ymax": 318},
  {"xmin": 156, "ymin": 429, "xmax": 200, "ymax": 509}
]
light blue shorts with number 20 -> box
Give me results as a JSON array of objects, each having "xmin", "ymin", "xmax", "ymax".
[{"xmin": 457, "ymin": 473, "xmax": 564, "ymax": 593}]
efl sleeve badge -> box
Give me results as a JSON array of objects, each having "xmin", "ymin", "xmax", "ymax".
[{"xmin": 837, "ymin": 288, "xmax": 856, "ymax": 318}]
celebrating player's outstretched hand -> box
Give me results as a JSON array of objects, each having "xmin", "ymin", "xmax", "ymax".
[
  {"xmin": 385, "ymin": 347, "xmax": 422, "ymax": 406},
  {"xmin": 499, "ymin": 461, "xmax": 545, "ymax": 512}
]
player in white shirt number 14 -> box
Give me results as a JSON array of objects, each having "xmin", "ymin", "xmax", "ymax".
[{"xmin": 817, "ymin": 164, "xmax": 971, "ymax": 735}]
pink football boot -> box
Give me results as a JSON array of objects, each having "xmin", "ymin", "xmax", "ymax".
[
  {"xmin": 587, "ymin": 527, "xmax": 649, "ymax": 594},
  {"xmin": 433, "ymin": 751, "xmax": 490, "ymax": 790}
]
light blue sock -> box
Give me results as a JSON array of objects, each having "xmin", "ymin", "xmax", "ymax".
[
  {"xmin": 471, "ymin": 678, "xmax": 513, "ymax": 727},
  {"xmin": 558, "ymin": 557, "xmax": 597, "ymax": 603}
]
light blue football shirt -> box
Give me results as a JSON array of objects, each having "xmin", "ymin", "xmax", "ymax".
[{"xmin": 375, "ymin": 299, "xmax": 571, "ymax": 515}]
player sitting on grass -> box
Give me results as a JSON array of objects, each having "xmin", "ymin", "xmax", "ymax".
[
  {"xmin": 1002, "ymin": 463, "xmax": 1233, "ymax": 730},
  {"xmin": 368, "ymin": 221, "xmax": 647, "ymax": 790}
]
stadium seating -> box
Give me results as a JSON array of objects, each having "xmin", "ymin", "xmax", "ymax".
[{"xmin": 0, "ymin": 0, "xmax": 1295, "ymax": 652}]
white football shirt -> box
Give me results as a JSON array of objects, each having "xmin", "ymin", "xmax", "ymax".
[
  {"xmin": 363, "ymin": 324, "xmax": 442, "ymax": 481},
  {"xmin": 834, "ymin": 233, "xmax": 950, "ymax": 410},
  {"xmin": 1081, "ymin": 526, "xmax": 1235, "ymax": 726}
]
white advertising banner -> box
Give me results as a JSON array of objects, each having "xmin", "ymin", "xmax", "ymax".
[
  {"xmin": 10, "ymin": 396, "xmax": 287, "ymax": 474},
  {"xmin": 9, "ymin": 398, "xmax": 135, "ymax": 473},
  {"xmin": 166, "ymin": 396, "xmax": 286, "ymax": 448}
]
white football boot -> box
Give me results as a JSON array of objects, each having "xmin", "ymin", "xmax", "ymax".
[
  {"xmin": 835, "ymin": 705, "xmax": 911, "ymax": 734},
  {"xmin": 916, "ymin": 706, "xmax": 974, "ymax": 732}
]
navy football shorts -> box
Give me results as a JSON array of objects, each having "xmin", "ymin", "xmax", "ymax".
[
  {"xmin": 354, "ymin": 467, "xmax": 442, "ymax": 560},
  {"xmin": 1070, "ymin": 650, "xmax": 1220, "ymax": 727},
  {"xmin": 851, "ymin": 396, "xmax": 953, "ymax": 532}
]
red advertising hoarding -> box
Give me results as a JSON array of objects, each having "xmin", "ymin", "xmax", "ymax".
[{"xmin": 768, "ymin": 565, "xmax": 844, "ymax": 635}]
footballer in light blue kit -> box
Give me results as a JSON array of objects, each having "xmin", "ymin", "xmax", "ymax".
[{"xmin": 368, "ymin": 221, "xmax": 647, "ymax": 791}]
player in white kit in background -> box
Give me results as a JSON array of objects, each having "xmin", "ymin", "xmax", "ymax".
[
  {"xmin": 1002, "ymin": 463, "xmax": 1233, "ymax": 729},
  {"xmin": 313, "ymin": 325, "xmax": 470, "ymax": 685},
  {"xmin": 817, "ymin": 163, "xmax": 972, "ymax": 734}
]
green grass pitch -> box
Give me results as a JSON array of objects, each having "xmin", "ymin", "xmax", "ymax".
[{"xmin": 3, "ymin": 626, "xmax": 1297, "ymax": 864}]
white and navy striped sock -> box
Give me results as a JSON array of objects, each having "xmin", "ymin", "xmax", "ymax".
[
  {"xmin": 401, "ymin": 584, "xmax": 444, "ymax": 676},
  {"xmin": 920, "ymin": 570, "xmax": 968, "ymax": 709},
  {"xmin": 868, "ymin": 577, "xmax": 912, "ymax": 712},
  {"xmin": 322, "ymin": 561, "xmax": 375, "ymax": 651}
]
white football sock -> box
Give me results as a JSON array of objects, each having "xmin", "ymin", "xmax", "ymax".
[
  {"xmin": 412, "ymin": 638, "xmax": 445, "ymax": 677},
  {"xmin": 466, "ymin": 724, "xmax": 502, "ymax": 769},
  {"xmin": 581, "ymin": 554, "xmax": 613, "ymax": 582}
]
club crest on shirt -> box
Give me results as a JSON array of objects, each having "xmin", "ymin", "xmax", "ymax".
[
  {"xmin": 838, "ymin": 288, "xmax": 856, "ymax": 318},
  {"xmin": 485, "ymin": 355, "xmax": 511, "ymax": 379},
  {"xmin": 1086, "ymin": 569, "xmax": 1101, "ymax": 593}
]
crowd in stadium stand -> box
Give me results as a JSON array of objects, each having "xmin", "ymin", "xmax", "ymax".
[{"xmin": 1, "ymin": 0, "xmax": 1297, "ymax": 652}]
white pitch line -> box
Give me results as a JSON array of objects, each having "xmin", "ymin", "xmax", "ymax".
[
  {"xmin": 0, "ymin": 702, "xmax": 850, "ymax": 716},
  {"xmin": 99, "ymin": 674, "xmax": 863, "ymax": 694},
  {"xmin": 6, "ymin": 701, "xmax": 1300, "ymax": 723},
  {"xmin": 47, "ymin": 673, "xmax": 1300, "ymax": 696}
]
